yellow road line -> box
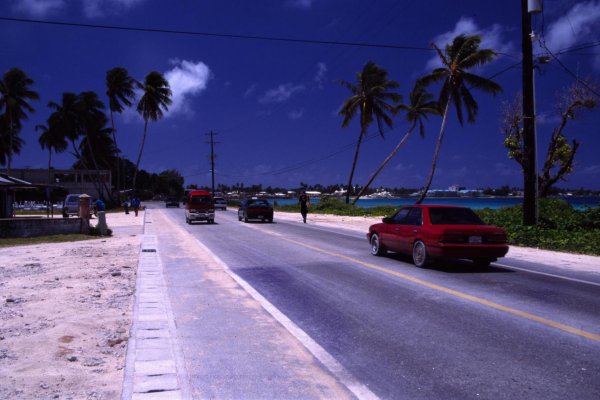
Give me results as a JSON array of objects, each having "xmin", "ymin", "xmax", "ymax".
[{"xmin": 281, "ymin": 237, "xmax": 600, "ymax": 343}]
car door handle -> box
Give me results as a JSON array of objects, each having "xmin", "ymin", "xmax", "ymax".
[
  {"xmin": 394, "ymin": 228, "xmax": 400, "ymax": 232},
  {"xmin": 413, "ymin": 229, "xmax": 418, "ymax": 233}
]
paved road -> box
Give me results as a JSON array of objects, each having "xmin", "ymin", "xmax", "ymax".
[{"xmin": 150, "ymin": 205, "xmax": 600, "ymax": 400}]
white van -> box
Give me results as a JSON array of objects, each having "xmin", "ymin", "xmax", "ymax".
[{"xmin": 62, "ymin": 194, "xmax": 91, "ymax": 217}]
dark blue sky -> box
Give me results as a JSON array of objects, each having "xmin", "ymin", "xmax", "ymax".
[{"xmin": 1, "ymin": 0, "xmax": 599, "ymax": 190}]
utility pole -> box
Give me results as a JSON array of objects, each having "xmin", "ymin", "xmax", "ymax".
[
  {"xmin": 522, "ymin": 0, "xmax": 540, "ymax": 225},
  {"xmin": 206, "ymin": 131, "xmax": 218, "ymax": 194}
]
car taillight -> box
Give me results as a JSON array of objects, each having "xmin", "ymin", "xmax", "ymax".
[{"xmin": 440, "ymin": 234, "xmax": 466, "ymax": 243}]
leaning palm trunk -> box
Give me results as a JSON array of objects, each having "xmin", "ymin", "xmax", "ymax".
[
  {"xmin": 84, "ymin": 134, "xmax": 107, "ymax": 201},
  {"xmin": 416, "ymin": 97, "xmax": 452, "ymax": 204},
  {"xmin": 352, "ymin": 120, "xmax": 418, "ymax": 204},
  {"xmin": 345, "ymin": 129, "xmax": 366, "ymax": 204},
  {"xmin": 109, "ymin": 111, "xmax": 121, "ymax": 199},
  {"xmin": 132, "ymin": 119, "xmax": 149, "ymax": 189},
  {"xmin": 7, "ymin": 115, "xmax": 14, "ymax": 174},
  {"xmin": 47, "ymin": 149, "xmax": 52, "ymax": 184}
]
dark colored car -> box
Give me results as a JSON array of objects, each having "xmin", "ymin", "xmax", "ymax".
[
  {"xmin": 367, "ymin": 204, "xmax": 509, "ymax": 268},
  {"xmin": 165, "ymin": 196, "xmax": 180, "ymax": 208},
  {"xmin": 238, "ymin": 198, "xmax": 273, "ymax": 223}
]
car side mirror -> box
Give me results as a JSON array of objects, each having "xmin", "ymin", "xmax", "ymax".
[{"xmin": 382, "ymin": 217, "xmax": 392, "ymax": 223}]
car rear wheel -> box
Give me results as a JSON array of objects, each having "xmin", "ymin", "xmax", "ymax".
[
  {"xmin": 370, "ymin": 234, "xmax": 386, "ymax": 256},
  {"xmin": 472, "ymin": 259, "xmax": 493, "ymax": 268},
  {"xmin": 412, "ymin": 240, "xmax": 431, "ymax": 268}
]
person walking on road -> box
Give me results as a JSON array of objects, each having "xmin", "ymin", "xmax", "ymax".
[
  {"xmin": 299, "ymin": 191, "xmax": 310, "ymax": 223},
  {"xmin": 131, "ymin": 196, "xmax": 141, "ymax": 216}
]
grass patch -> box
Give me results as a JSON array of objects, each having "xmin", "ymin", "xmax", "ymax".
[{"xmin": 0, "ymin": 234, "xmax": 99, "ymax": 248}]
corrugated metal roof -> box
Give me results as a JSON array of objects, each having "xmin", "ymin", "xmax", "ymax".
[{"xmin": 0, "ymin": 173, "xmax": 34, "ymax": 187}]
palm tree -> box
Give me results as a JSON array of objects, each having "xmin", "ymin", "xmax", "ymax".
[
  {"xmin": 106, "ymin": 67, "xmax": 138, "ymax": 192},
  {"xmin": 37, "ymin": 122, "xmax": 68, "ymax": 184},
  {"xmin": 339, "ymin": 61, "xmax": 401, "ymax": 204},
  {"xmin": 47, "ymin": 93, "xmax": 85, "ymax": 163},
  {"xmin": 0, "ymin": 68, "xmax": 39, "ymax": 173},
  {"xmin": 77, "ymin": 91, "xmax": 108, "ymax": 171},
  {"xmin": 47, "ymin": 91, "xmax": 114, "ymax": 201},
  {"xmin": 353, "ymin": 85, "xmax": 440, "ymax": 204},
  {"xmin": 415, "ymin": 34, "xmax": 501, "ymax": 204},
  {"xmin": 0, "ymin": 115, "xmax": 24, "ymax": 167},
  {"xmin": 134, "ymin": 71, "xmax": 172, "ymax": 188}
]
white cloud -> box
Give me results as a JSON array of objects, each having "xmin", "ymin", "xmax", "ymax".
[
  {"xmin": 244, "ymin": 83, "xmax": 257, "ymax": 98},
  {"xmin": 544, "ymin": 1, "xmax": 600, "ymax": 51},
  {"xmin": 81, "ymin": 0, "xmax": 148, "ymax": 18},
  {"xmin": 393, "ymin": 163, "xmax": 414, "ymax": 172},
  {"xmin": 164, "ymin": 60, "xmax": 211, "ymax": 117},
  {"xmin": 426, "ymin": 17, "xmax": 513, "ymax": 70},
  {"xmin": 287, "ymin": 109, "xmax": 304, "ymax": 120},
  {"xmin": 259, "ymin": 83, "xmax": 305, "ymax": 104},
  {"xmin": 286, "ymin": 0, "xmax": 316, "ymax": 9},
  {"xmin": 314, "ymin": 62, "xmax": 328, "ymax": 89},
  {"xmin": 543, "ymin": 1, "xmax": 600, "ymax": 68},
  {"xmin": 12, "ymin": 0, "xmax": 65, "ymax": 17}
]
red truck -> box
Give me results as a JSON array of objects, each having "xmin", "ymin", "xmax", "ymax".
[{"xmin": 185, "ymin": 190, "xmax": 215, "ymax": 224}]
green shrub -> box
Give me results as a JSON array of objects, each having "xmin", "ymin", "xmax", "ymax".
[
  {"xmin": 88, "ymin": 225, "xmax": 113, "ymax": 237},
  {"xmin": 477, "ymin": 199, "xmax": 600, "ymax": 255}
]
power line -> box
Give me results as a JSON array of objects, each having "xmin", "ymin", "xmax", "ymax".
[{"xmin": 0, "ymin": 16, "xmax": 433, "ymax": 52}]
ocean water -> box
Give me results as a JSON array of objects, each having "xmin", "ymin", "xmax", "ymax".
[{"xmin": 273, "ymin": 196, "xmax": 599, "ymax": 210}]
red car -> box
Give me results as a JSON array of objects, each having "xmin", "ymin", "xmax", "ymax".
[{"xmin": 367, "ymin": 204, "xmax": 509, "ymax": 268}]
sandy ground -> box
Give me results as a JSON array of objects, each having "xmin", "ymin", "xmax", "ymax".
[
  {"xmin": 1, "ymin": 208, "xmax": 598, "ymax": 400},
  {"xmin": 0, "ymin": 212, "xmax": 143, "ymax": 400}
]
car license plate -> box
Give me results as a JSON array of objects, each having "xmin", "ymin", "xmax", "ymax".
[
  {"xmin": 469, "ymin": 236, "xmax": 482, "ymax": 244},
  {"xmin": 257, "ymin": 215, "xmax": 263, "ymax": 219}
]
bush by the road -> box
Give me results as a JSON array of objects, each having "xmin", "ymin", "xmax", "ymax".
[{"xmin": 477, "ymin": 199, "xmax": 600, "ymax": 255}]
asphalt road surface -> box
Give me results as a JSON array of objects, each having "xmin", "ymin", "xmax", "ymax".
[{"xmin": 153, "ymin": 204, "xmax": 600, "ymax": 400}]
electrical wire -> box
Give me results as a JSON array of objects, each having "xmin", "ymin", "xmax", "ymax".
[{"xmin": 0, "ymin": 16, "xmax": 433, "ymax": 52}]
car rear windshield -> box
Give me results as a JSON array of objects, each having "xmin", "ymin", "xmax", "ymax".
[
  {"xmin": 428, "ymin": 207, "xmax": 485, "ymax": 225},
  {"xmin": 248, "ymin": 200, "xmax": 269, "ymax": 207},
  {"xmin": 190, "ymin": 196, "xmax": 212, "ymax": 205}
]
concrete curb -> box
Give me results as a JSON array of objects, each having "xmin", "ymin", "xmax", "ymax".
[{"xmin": 121, "ymin": 211, "xmax": 189, "ymax": 399}]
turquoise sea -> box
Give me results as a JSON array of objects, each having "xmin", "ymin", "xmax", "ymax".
[{"xmin": 274, "ymin": 196, "xmax": 600, "ymax": 210}]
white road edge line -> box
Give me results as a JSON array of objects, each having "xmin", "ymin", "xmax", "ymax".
[
  {"xmin": 495, "ymin": 262, "xmax": 600, "ymax": 287},
  {"xmin": 191, "ymin": 235, "xmax": 379, "ymax": 400}
]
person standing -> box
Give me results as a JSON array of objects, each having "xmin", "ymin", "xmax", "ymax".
[
  {"xmin": 94, "ymin": 198, "xmax": 106, "ymax": 213},
  {"xmin": 131, "ymin": 196, "xmax": 141, "ymax": 217},
  {"xmin": 299, "ymin": 191, "xmax": 310, "ymax": 223}
]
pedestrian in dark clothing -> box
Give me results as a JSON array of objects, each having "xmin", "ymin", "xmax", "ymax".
[
  {"xmin": 123, "ymin": 199, "xmax": 130, "ymax": 215},
  {"xmin": 94, "ymin": 198, "xmax": 106, "ymax": 212},
  {"xmin": 299, "ymin": 191, "xmax": 310, "ymax": 223},
  {"xmin": 131, "ymin": 197, "xmax": 141, "ymax": 216}
]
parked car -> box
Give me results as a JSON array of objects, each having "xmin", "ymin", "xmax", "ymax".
[
  {"xmin": 165, "ymin": 196, "xmax": 180, "ymax": 208},
  {"xmin": 214, "ymin": 196, "xmax": 227, "ymax": 210},
  {"xmin": 367, "ymin": 204, "xmax": 509, "ymax": 268},
  {"xmin": 185, "ymin": 190, "xmax": 215, "ymax": 224},
  {"xmin": 62, "ymin": 194, "xmax": 92, "ymax": 218},
  {"xmin": 238, "ymin": 198, "xmax": 273, "ymax": 223}
]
